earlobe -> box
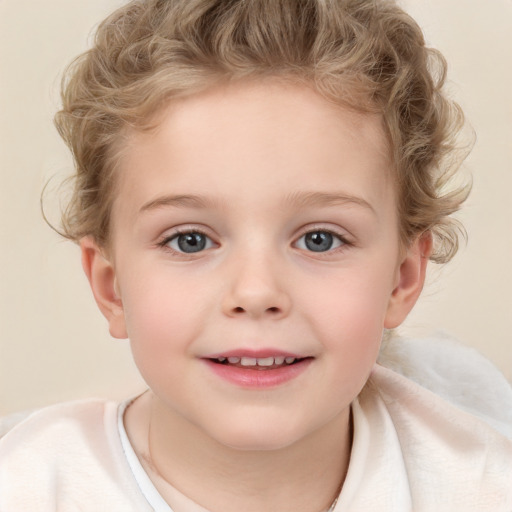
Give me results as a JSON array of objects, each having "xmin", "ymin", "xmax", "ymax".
[
  {"xmin": 80, "ymin": 237, "xmax": 128, "ymax": 339},
  {"xmin": 384, "ymin": 232, "xmax": 432, "ymax": 329}
]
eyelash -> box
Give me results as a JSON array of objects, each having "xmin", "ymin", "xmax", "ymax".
[
  {"xmin": 157, "ymin": 228, "xmax": 214, "ymax": 255},
  {"xmin": 295, "ymin": 228, "xmax": 351, "ymax": 254},
  {"xmin": 156, "ymin": 227, "xmax": 352, "ymax": 255}
]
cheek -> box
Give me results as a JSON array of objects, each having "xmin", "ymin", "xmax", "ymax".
[
  {"xmin": 119, "ymin": 271, "xmax": 202, "ymax": 352},
  {"xmin": 305, "ymin": 264, "xmax": 393, "ymax": 323},
  {"xmin": 299, "ymin": 264, "xmax": 394, "ymax": 357},
  {"xmin": 120, "ymin": 280, "xmax": 200, "ymax": 397}
]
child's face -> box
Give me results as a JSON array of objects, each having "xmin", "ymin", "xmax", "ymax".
[{"xmin": 83, "ymin": 81, "xmax": 427, "ymax": 450}]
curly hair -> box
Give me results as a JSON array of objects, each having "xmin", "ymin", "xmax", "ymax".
[{"xmin": 54, "ymin": 0, "xmax": 470, "ymax": 263}]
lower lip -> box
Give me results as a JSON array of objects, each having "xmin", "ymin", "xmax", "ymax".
[{"xmin": 203, "ymin": 359, "xmax": 312, "ymax": 388}]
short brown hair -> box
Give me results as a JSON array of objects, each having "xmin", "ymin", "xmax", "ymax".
[{"xmin": 54, "ymin": 0, "xmax": 470, "ymax": 263}]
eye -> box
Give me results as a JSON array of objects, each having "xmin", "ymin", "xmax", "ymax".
[
  {"xmin": 295, "ymin": 230, "xmax": 345, "ymax": 253},
  {"xmin": 166, "ymin": 231, "xmax": 214, "ymax": 254}
]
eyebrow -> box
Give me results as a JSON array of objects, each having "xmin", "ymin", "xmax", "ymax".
[
  {"xmin": 139, "ymin": 191, "xmax": 375, "ymax": 214},
  {"xmin": 284, "ymin": 191, "xmax": 376, "ymax": 214},
  {"xmin": 140, "ymin": 194, "xmax": 218, "ymax": 213}
]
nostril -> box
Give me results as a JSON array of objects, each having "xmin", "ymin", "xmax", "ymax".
[{"xmin": 232, "ymin": 306, "xmax": 280, "ymax": 314}]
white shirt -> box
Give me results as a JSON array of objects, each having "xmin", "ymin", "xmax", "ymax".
[{"xmin": 1, "ymin": 365, "xmax": 511, "ymax": 511}]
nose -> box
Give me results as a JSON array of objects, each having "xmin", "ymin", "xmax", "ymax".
[{"xmin": 221, "ymin": 253, "xmax": 291, "ymax": 320}]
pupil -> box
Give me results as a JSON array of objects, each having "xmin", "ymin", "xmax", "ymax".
[
  {"xmin": 305, "ymin": 232, "xmax": 333, "ymax": 252},
  {"xmin": 178, "ymin": 233, "xmax": 206, "ymax": 253}
]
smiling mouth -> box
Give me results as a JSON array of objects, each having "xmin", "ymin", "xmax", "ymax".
[{"xmin": 209, "ymin": 356, "xmax": 310, "ymax": 370}]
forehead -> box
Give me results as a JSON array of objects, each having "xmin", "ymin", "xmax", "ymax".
[
  {"xmin": 144, "ymin": 80, "xmax": 389, "ymax": 164},
  {"xmin": 112, "ymin": 80, "xmax": 394, "ymax": 224}
]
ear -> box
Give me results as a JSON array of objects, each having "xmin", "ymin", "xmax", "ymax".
[
  {"xmin": 384, "ymin": 232, "xmax": 432, "ymax": 329},
  {"xmin": 80, "ymin": 236, "xmax": 128, "ymax": 339}
]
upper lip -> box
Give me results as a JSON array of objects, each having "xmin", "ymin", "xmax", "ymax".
[{"xmin": 203, "ymin": 349, "xmax": 307, "ymax": 359}]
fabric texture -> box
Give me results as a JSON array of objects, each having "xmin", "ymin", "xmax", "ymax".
[
  {"xmin": 378, "ymin": 333, "xmax": 512, "ymax": 439},
  {"xmin": 1, "ymin": 362, "xmax": 511, "ymax": 511},
  {"xmin": 339, "ymin": 366, "xmax": 512, "ymax": 511}
]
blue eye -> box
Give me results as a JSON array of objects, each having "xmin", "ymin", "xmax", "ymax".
[
  {"xmin": 167, "ymin": 232, "xmax": 213, "ymax": 253},
  {"xmin": 296, "ymin": 230, "xmax": 345, "ymax": 253}
]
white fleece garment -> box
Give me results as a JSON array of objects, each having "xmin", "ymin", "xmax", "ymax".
[{"xmin": 1, "ymin": 363, "xmax": 511, "ymax": 512}]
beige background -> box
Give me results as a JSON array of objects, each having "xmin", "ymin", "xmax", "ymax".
[{"xmin": 1, "ymin": 1, "xmax": 511, "ymax": 416}]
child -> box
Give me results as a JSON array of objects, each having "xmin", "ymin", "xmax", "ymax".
[{"xmin": 1, "ymin": 0, "xmax": 511, "ymax": 510}]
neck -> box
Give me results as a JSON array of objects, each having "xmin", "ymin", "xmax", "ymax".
[{"xmin": 126, "ymin": 392, "xmax": 352, "ymax": 512}]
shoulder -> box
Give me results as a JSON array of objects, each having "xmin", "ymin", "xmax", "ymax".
[
  {"xmin": 378, "ymin": 333, "xmax": 512, "ymax": 438},
  {"xmin": 0, "ymin": 398, "xmax": 118, "ymax": 458},
  {"xmin": 0, "ymin": 398, "xmax": 151, "ymax": 511},
  {"xmin": 366, "ymin": 365, "xmax": 512, "ymax": 510}
]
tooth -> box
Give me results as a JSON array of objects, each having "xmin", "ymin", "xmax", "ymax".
[
  {"xmin": 217, "ymin": 357, "xmax": 226, "ymax": 362},
  {"xmin": 240, "ymin": 357, "xmax": 257, "ymax": 366},
  {"xmin": 274, "ymin": 356, "xmax": 285, "ymax": 365},
  {"xmin": 257, "ymin": 357, "xmax": 274, "ymax": 367},
  {"xmin": 228, "ymin": 357, "xmax": 241, "ymax": 364},
  {"xmin": 285, "ymin": 357, "xmax": 296, "ymax": 364}
]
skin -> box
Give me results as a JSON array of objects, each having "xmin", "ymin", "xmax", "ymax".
[{"xmin": 81, "ymin": 80, "xmax": 430, "ymax": 512}]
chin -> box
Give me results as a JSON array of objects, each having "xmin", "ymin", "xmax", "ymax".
[{"xmin": 206, "ymin": 419, "xmax": 314, "ymax": 452}]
